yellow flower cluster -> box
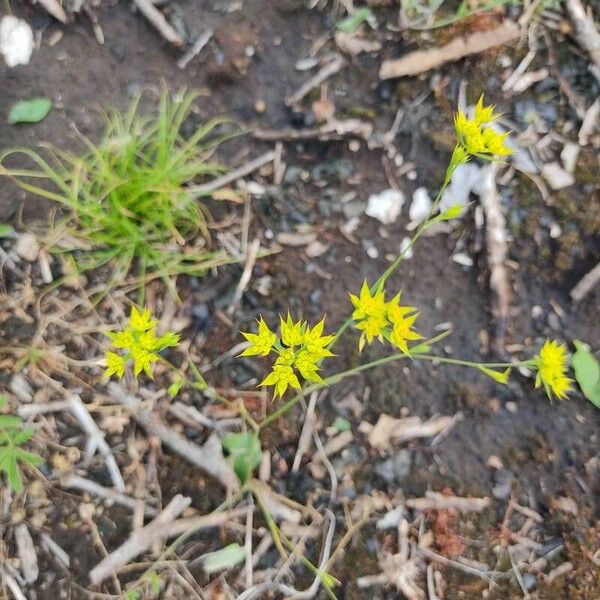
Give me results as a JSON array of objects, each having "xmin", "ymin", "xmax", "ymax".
[
  {"xmin": 534, "ymin": 339, "xmax": 573, "ymax": 401},
  {"xmin": 349, "ymin": 281, "xmax": 422, "ymax": 353},
  {"xmin": 104, "ymin": 307, "xmax": 179, "ymax": 379},
  {"xmin": 241, "ymin": 315, "xmax": 334, "ymax": 397},
  {"xmin": 454, "ymin": 96, "xmax": 511, "ymax": 158}
]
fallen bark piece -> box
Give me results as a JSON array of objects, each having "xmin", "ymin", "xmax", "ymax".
[
  {"xmin": 566, "ymin": 0, "xmax": 600, "ymax": 72},
  {"xmin": 31, "ymin": 0, "xmax": 68, "ymax": 24},
  {"xmin": 380, "ymin": 20, "xmax": 520, "ymax": 79},
  {"xmin": 570, "ymin": 261, "xmax": 600, "ymax": 302},
  {"xmin": 479, "ymin": 164, "xmax": 511, "ymax": 354},
  {"xmin": 132, "ymin": 0, "xmax": 184, "ymax": 47},
  {"xmin": 14, "ymin": 524, "xmax": 38, "ymax": 584},
  {"xmin": 89, "ymin": 494, "xmax": 190, "ymax": 584},
  {"xmin": 407, "ymin": 492, "xmax": 490, "ymax": 513},
  {"xmin": 110, "ymin": 384, "xmax": 239, "ymax": 493},
  {"xmin": 368, "ymin": 414, "xmax": 454, "ymax": 449}
]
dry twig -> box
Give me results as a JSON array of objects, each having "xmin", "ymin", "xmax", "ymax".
[
  {"xmin": 132, "ymin": 0, "xmax": 185, "ymax": 47},
  {"xmin": 380, "ymin": 21, "xmax": 520, "ymax": 79},
  {"xmin": 110, "ymin": 384, "xmax": 239, "ymax": 493}
]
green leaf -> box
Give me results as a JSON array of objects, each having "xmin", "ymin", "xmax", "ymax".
[
  {"xmin": 15, "ymin": 448, "xmax": 43, "ymax": 466},
  {"xmin": 477, "ymin": 365, "xmax": 511, "ymax": 385},
  {"xmin": 222, "ymin": 432, "xmax": 262, "ymax": 484},
  {"xmin": 572, "ymin": 340, "xmax": 600, "ymax": 408},
  {"xmin": 8, "ymin": 98, "xmax": 53, "ymax": 124},
  {"xmin": 0, "ymin": 415, "xmax": 23, "ymax": 428},
  {"xmin": 332, "ymin": 417, "xmax": 351, "ymax": 432},
  {"xmin": 145, "ymin": 570, "xmax": 161, "ymax": 594},
  {"xmin": 202, "ymin": 543, "xmax": 245, "ymax": 574},
  {"xmin": 4, "ymin": 450, "xmax": 23, "ymax": 492},
  {"xmin": 0, "ymin": 225, "xmax": 13, "ymax": 238},
  {"xmin": 13, "ymin": 427, "xmax": 35, "ymax": 445},
  {"xmin": 167, "ymin": 376, "xmax": 184, "ymax": 398},
  {"xmin": 439, "ymin": 204, "xmax": 464, "ymax": 220},
  {"xmin": 336, "ymin": 7, "xmax": 373, "ymax": 32}
]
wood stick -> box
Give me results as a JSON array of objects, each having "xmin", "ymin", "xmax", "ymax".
[
  {"xmin": 285, "ymin": 56, "xmax": 344, "ymax": 106},
  {"xmin": 566, "ymin": 0, "xmax": 600, "ymax": 71},
  {"xmin": 380, "ymin": 20, "xmax": 520, "ymax": 79},
  {"xmin": 14, "ymin": 524, "xmax": 38, "ymax": 584},
  {"xmin": 32, "ymin": 0, "xmax": 68, "ymax": 23},
  {"xmin": 132, "ymin": 0, "xmax": 184, "ymax": 47},
  {"xmin": 67, "ymin": 395, "xmax": 125, "ymax": 491},
  {"xmin": 61, "ymin": 474, "xmax": 157, "ymax": 516},
  {"xmin": 292, "ymin": 392, "xmax": 318, "ymax": 472},
  {"xmin": 406, "ymin": 492, "xmax": 490, "ymax": 513},
  {"xmin": 570, "ymin": 260, "xmax": 600, "ymax": 301},
  {"xmin": 177, "ymin": 28, "xmax": 213, "ymax": 69},
  {"xmin": 40, "ymin": 533, "xmax": 70, "ymax": 568},
  {"xmin": 188, "ymin": 150, "xmax": 275, "ymax": 195},
  {"xmin": 479, "ymin": 163, "xmax": 511, "ymax": 354},
  {"xmin": 109, "ymin": 384, "xmax": 239, "ymax": 493},
  {"xmin": 89, "ymin": 494, "xmax": 191, "ymax": 585}
]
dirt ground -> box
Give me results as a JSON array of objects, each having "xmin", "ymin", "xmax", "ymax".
[{"xmin": 0, "ymin": 1, "xmax": 599, "ymax": 599}]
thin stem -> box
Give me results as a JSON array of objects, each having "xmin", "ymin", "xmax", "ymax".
[
  {"xmin": 249, "ymin": 482, "xmax": 338, "ymax": 600},
  {"xmin": 257, "ymin": 331, "xmax": 452, "ymax": 431},
  {"xmin": 413, "ymin": 354, "xmax": 532, "ymax": 369},
  {"xmin": 160, "ymin": 356, "xmax": 260, "ymax": 433},
  {"xmin": 328, "ymin": 174, "xmax": 452, "ymax": 351}
]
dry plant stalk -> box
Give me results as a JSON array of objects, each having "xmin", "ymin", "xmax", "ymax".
[{"xmin": 380, "ymin": 21, "xmax": 520, "ymax": 79}]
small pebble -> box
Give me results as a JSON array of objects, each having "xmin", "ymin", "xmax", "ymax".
[{"xmin": 254, "ymin": 99, "xmax": 266, "ymax": 113}]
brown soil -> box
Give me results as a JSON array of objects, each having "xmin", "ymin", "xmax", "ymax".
[{"xmin": 0, "ymin": 1, "xmax": 599, "ymax": 599}]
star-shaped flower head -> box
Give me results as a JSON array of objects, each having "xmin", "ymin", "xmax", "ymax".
[
  {"xmin": 104, "ymin": 306, "xmax": 180, "ymax": 380},
  {"xmin": 240, "ymin": 317, "xmax": 277, "ymax": 357},
  {"xmin": 260, "ymin": 364, "xmax": 301, "ymax": 398},
  {"xmin": 454, "ymin": 96, "xmax": 512, "ymax": 159},
  {"xmin": 386, "ymin": 293, "xmax": 422, "ymax": 354},
  {"xmin": 534, "ymin": 339, "xmax": 573, "ymax": 401},
  {"xmin": 280, "ymin": 313, "xmax": 305, "ymax": 348},
  {"xmin": 350, "ymin": 280, "xmax": 388, "ymax": 351}
]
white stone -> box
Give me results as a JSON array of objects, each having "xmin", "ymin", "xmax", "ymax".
[
  {"xmin": 14, "ymin": 233, "xmax": 39, "ymax": 262},
  {"xmin": 542, "ymin": 162, "xmax": 575, "ymax": 190},
  {"xmin": 0, "ymin": 16, "xmax": 34, "ymax": 67},
  {"xmin": 560, "ymin": 143, "xmax": 580, "ymax": 174},
  {"xmin": 409, "ymin": 187, "xmax": 432, "ymax": 223},
  {"xmin": 364, "ymin": 189, "xmax": 405, "ymax": 225}
]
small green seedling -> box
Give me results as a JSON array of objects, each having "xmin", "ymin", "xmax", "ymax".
[{"xmin": 0, "ymin": 395, "xmax": 42, "ymax": 492}]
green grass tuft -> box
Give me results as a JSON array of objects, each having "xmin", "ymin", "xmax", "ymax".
[{"xmin": 0, "ymin": 88, "xmax": 232, "ymax": 296}]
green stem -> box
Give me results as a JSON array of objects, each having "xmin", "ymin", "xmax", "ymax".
[
  {"xmin": 413, "ymin": 354, "xmax": 532, "ymax": 370},
  {"xmin": 249, "ymin": 482, "xmax": 338, "ymax": 600},
  {"xmin": 328, "ymin": 174, "xmax": 452, "ymax": 351},
  {"xmin": 257, "ymin": 330, "xmax": 452, "ymax": 431},
  {"xmin": 160, "ymin": 356, "xmax": 260, "ymax": 433}
]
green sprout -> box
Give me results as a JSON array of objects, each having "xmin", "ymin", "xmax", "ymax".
[{"xmin": 0, "ymin": 88, "xmax": 232, "ymax": 297}]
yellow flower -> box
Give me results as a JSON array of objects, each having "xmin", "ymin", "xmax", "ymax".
[
  {"xmin": 302, "ymin": 318, "xmax": 335, "ymax": 358},
  {"xmin": 454, "ymin": 96, "xmax": 512, "ymax": 159},
  {"xmin": 260, "ymin": 364, "xmax": 301, "ymax": 397},
  {"xmin": 104, "ymin": 306, "xmax": 180, "ymax": 380},
  {"xmin": 129, "ymin": 306, "xmax": 157, "ymax": 333},
  {"xmin": 386, "ymin": 294, "xmax": 422, "ymax": 354},
  {"xmin": 350, "ymin": 280, "xmax": 388, "ymax": 350},
  {"xmin": 534, "ymin": 340, "xmax": 573, "ymax": 400},
  {"xmin": 294, "ymin": 351, "xmax": 325, "ymax": 384},
  {"xmin": 104, "ymin": 352, "xmax": 126, "ymax": 379},
  {"xmin": 240, "ymin": 317, "xmax": 276, "ymax": 357},
  {"xmin": 280, "ymin": 314, "xmax": 305, "ymax": 347},
  {"xmin": 473, "ymin": 95, "xmax": 496, "ymax": 125},
  {"xmin": 242, "ymin": 315, "xmax": 334, "ymax": 397}
]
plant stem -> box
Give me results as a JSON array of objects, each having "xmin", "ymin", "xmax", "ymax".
[
  {"xmin": 413, "ymin": 354, "xmax": 532, "ymax": 369},
  {"xmin": 257, "ymin": 330, "xmax": 452, "ymax": 431},
  {"xmin": 328, "ymin": 175, "xmax": 452, "ymax": 350}
]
